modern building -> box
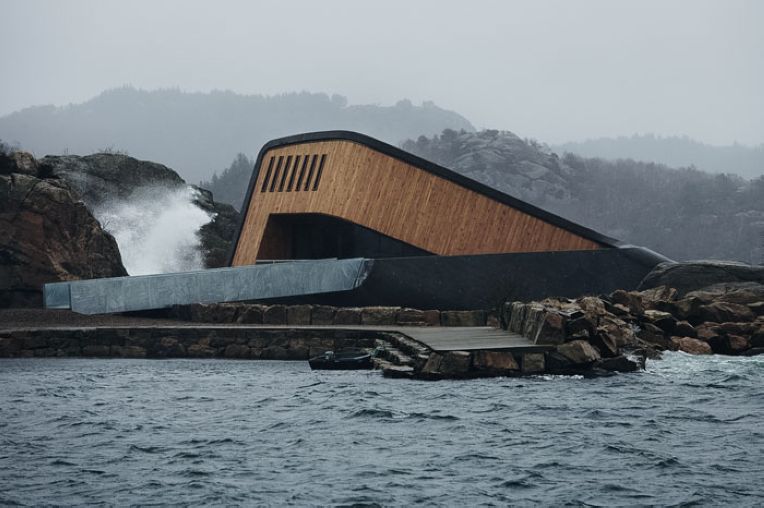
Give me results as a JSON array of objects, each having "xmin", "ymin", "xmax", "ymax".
[
  {"xmin": 45, "ymin": 131, "xmax": 668, "ymax": 315},
  {"xmin": 225, "ymin": 131, "xmax": 668, "ymax": 310}
]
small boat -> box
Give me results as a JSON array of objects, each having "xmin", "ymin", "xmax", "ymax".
[{"xmin": 308, "ymin": 349, "xmax": 373, "ymax": 370}]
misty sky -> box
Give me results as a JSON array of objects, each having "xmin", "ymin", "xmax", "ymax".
[{"xmin": 2, "ymin": 0, "xmax": 762, "ymax": 145}]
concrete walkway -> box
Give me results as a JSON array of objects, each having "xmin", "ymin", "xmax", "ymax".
[{"xmin": 0, "ymin": 318, "xmax": 549, "ymax": 354}]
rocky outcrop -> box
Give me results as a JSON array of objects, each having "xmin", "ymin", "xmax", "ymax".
[
  {"xmin": 501, "ymin": 277, "xmax": 764, "ymax": 363},
  {"xmin": 192, "ymin": 187, "xmax": 240, "ymax": 267},
  {"xmin": 38, "ymin": 153, "xmax": 241, "ymax": 268},
  {"xmin": 639, "ymin": 261, "xmax": 764, "ymax": 297},
  {"xmin": 0, "ymin": 153, "xmax": 127, "ymax": 307},
  {"xmin": 39, "ymin": 153, "xmax": 186, "ymax": 205}
]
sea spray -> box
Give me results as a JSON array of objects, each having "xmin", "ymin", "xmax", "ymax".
[{"xmin": 94, "ymin": 185, "xmax": 213, "ymax": 275}]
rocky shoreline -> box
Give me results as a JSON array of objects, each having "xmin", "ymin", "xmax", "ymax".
[{"xmin": 2, "ymin": 274, "xmax": 762, "ymax": 381}]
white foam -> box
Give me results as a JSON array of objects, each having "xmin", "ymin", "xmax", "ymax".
[{"xmin": 93, "ymin": 186, "xmax": 214, "ymax": 275}]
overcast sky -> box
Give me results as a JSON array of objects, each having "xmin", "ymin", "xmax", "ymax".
[{"xmin": 2, "ymin": 0, "xmax": 762, "ymax": 145}]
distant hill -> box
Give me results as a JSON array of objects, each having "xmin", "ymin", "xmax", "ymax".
[
  {"xmin": 0, "ymin": 87, "xmax": 474, "ymax": 184},
  {"xmin": 554, "ymin": 134, "xmax": 764, "ymax": 180},
  {"xmin": 404, "ymin": 130, "xmax": 764, "ymax": 264}
]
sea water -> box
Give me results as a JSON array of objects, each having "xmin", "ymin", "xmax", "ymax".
[{"xmin": 1, "ymin": 353, "xmax": 762, "ymax": 505}]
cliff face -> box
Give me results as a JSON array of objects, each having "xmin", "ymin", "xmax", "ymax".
[
  {"xmin": 0, "ymin": 152, "xmax": 127, "ymax": 307},
  {"xmin": 39, "ymin": 153, "xmax": 241, "ymax": 269}
]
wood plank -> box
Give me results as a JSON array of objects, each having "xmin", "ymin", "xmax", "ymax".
[{"xmin": 232, "ymin": 140, "xmax": 604, "ymax": 265}]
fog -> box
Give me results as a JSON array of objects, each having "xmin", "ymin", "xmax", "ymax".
[{"xmin": 2, "ymin": 0, "xmax": 762, "ymax": 146}]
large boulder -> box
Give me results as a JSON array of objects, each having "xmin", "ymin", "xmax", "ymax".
[
  {"xmin": 671, "ymin": 337, "xmax": 712, "ymax": 355},
  {"xmin": 39, "ymin": 153, "xmax": 186, "ymax": 205},
  {"xmin": 0, "ymin": 173, "xmax": 126, "ymax": 307},
  {"xmin": 639, "ymin": 261, "xmax": 764, "ymax": 297},
  {"xmin": 556, "ymin": 339, "xmax": 601, "ymax": 365}
]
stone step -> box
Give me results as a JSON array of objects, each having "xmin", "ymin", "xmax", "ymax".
[{"xmin": 373, "ymin": 358, "xmax": 416, "ymax": 379}]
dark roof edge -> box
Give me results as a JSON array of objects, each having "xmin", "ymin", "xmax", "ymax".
[{"xmin": 227, "ymin": 130, "xmax": 622, "ymax": 265}]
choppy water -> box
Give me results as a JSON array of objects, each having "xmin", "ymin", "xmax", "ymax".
[{"xmin": 1, "ymin": 353, "xmax": 763, "ymax": 506}]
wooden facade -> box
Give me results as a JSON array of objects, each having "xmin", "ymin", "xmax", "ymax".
[{"xmin": 230, "ymin": 132, "xmax": 616, "ymax": 266}]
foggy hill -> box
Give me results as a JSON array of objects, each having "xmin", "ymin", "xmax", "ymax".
[
  {"xmin": 0, "ymin": 87, "xmax": 474, "ymax": 184},
  {"xmin": 554, "ymin": 134, "xmax": 764, "ymax": 180},
  {"xmin": 403, "ymin": 130, "xmax": 764, "ymax": 264}
]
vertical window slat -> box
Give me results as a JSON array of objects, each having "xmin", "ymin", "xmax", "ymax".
[
  {"xmin": 269, "ymin": 156, "xmax": 284, "ymax": 192},
  {"xmin": 304, "ymin": 154, "xmax": 318, "ymax": 191},
  {"xmin": 286, "ymin": 155, "xmax": 301, "ymax": 191},
  {"xmin": 260, "ymin": 156, "xmax": 275, "ymax": 192},
  {"xmin": 295, "ymin": 155, "xmax": 309, "ymax": 191},
  {"xmin": 278, "ymin": 155, "xmax": 292, "ymax": 192},
  {"xmin": 312, "ymin": 154, "xmax": 327, "ymax": 191}
]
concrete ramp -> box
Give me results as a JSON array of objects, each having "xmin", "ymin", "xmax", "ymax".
[{"xmin": 44, "ymin": 258, "xmax": 372, "ymax": 315}]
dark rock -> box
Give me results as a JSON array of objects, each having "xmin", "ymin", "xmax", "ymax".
[
  {"xmin": 578, "ymin": 296, "xmax": 607, "ymax": 322},
  {"xmin": 566, "ymin": 315, "xmax": 595, "ymax": 340},
  {"xmin": 643, "ymin": 310, "xmax": 677, "ymax": 334},
  {"xmin": 236, "ymin": 305, "xmax": 264, "ymax": 324},
  {"xmin": 695, "ymin": 323, "xmax": 721, "ymax": 341},
  {"xmin": 671, "ymin": 297, "xmax": 704, "ymax": 323},
  {"xmin": 727, "ymin": 335, "xmax": 751, "ymax": 354},
  {"xmin": 749, "ymin": 302, "xmax": 764, "ymax": 316},
  {"xmin": 598, "ymin": 315, "xmax": 635, "ymax": 347},
  {"xmin": 0, "ymin": 172, "xmax": 127, "ymax": 307},
  {"xmin": 361, "ymin": 306, "xmax": 398, "ymax": 325},
  {"xmin": 638, "ymin": 285, "xmax": 678, "ymax": 307},
  {"xmin": 610, "ymin": 289, "xmax": 644, "ymax": 315},
  {"xmin": 706, "ymin": 335, "xmax": 729, "ymax": 354},
  {"xmin": 685, "ymin": 282, "xmax": 764, "ymax": 306},
  {"xmin": 156, "ymin": 336, "xmax": 185, "ymax": 357},
  {"xmin": 521, "ymin": 352, "xmax": 545, "ymax": 374},
  {"xmin": 556, "ymin": 340, "xmax": 601, "ymax": 365},
  {"xmin": 420, "ymin": 351, "xmax": 472, "ymax": 377},
  {"xmin": 506, "ymin": 302, "xmax": 526, "ymax": 333},
  {"xmin": 673, "ymin": 320, "xmax": 696, "ymax": 338},
  {"xmin": 719, "ymin": 322, "xmax": 755, "ymax": 336},
  {"xmin": 0, "ymin": 151, "xmax": 39, "ymax": 176},
  {"xmin": 595, "ymin": 355, "xmax": 641, "ymax": 372},
  {"xmin": 263, "ymin": 305, "xmax": 287, "ymax": 325},
  {"xmin": 742, "ymin": 347, "xmax": 764, "ymax": 356},
  {"xmin": 472, "ymin": 351, "xmax": 519, "ymax": 373},
  {"xmin": 671, "ymin": 337, "xmax": 712, "ymax": 355},
  {"xmin": 187, "ymin": 343, "xmax": 217, "ymax": 358},
  {"xmin": 286, "ymin": 305, "xmax": 312, "ymax": 325},
  {"xmin": 534, "ymin": 312, "xmax": 566, "ymax": 345},
  {"xmin": 423, "ymin": 310, "xmax": 441, "ymax": 326},
  {"xmin": 752, "ymin": 328, "xmax": 764, "ymax": 348},
  {"xmin": 193, "ymin": 190, "xmax": 241, "ymax": 268},
  {"xmin": 82, "ymin": 344, "xmax": 111, "ymax": 357},
  {"xmin": 441, "ymin": 310, "xmax": 487, "ymax": 327},
  {"xmin": 639, "ymin": 261, "xmax": 764, "ymax": 297},
  {"xmin": 382, "ymin": 365, "xmax": 416, "ymax": 378},
  {"xmin": 396, "ymin": 308, "xmax": 426, "ymax": 326},
  {"xmin": 700, "ymin": 302, "xmax": 755, "ymax": 324},
  {"xmin": 590, "ymin": 330, "xmax": 619, "ymax": 357},
  {"xmin": 545, "ymin": 351, "xmax": 575, "ymax": 374},
  {"xmin": 40, "ymin": 153, "xmax": 185, "ymax": 205},
  {"xmin": 112, "ymin": 345, "xmax": 146, "ymax": 358},
  {"xmin": 334, "ymin": 307, "xmax": 361, "ymax": 325},
  {"xmin": 438, "ymin": 351, "xmax": 472, "ymax": 375},
  {"xmin": 223, "ymin": 344, "xmax": 250, "ymax": 359},
  {"xmin": 311, "ymin": 305, "xmax": 336, "ymax": 325}
]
